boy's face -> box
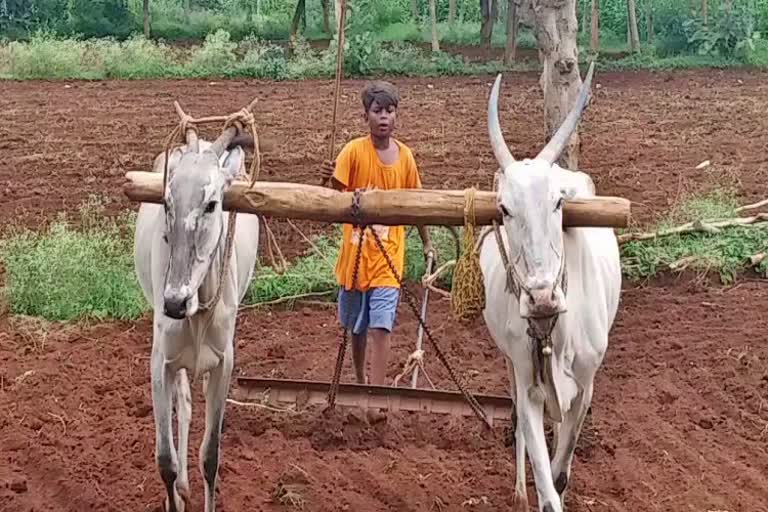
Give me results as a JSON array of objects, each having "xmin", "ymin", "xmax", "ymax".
[{"xmin": 365, "ymin": 99, "xmax": 397, "ymax": 138}]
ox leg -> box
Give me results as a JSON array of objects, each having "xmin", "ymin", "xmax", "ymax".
[
  {"xmin": 550, "ymin": 380, "xmax": 593, "ymax": 508},
  {"xmin": 151, "ymin": 347, "xmax": 185, "ymax": 512},
  {"xmin": 507, "ymin": 361, "xmax": 528, "ymax": 512},
  {"xmin": 174, "ymin": 369, "xmax": 192, "ymax": 504},
  {"xmin": 515, "ymin": 378, "xmax": 561, "ymax": 511},
  {"xmin": 200, "ymin": 346, "xmax": 233, "ymax": 512}
]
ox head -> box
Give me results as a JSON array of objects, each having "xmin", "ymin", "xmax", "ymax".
[
  {"xmin": 161, "ymin": 116, "xmax": 250, "ymax": 320},
  {"xmin": 487, "ymin": 62, "xmax": 595, "ymax": 325}
]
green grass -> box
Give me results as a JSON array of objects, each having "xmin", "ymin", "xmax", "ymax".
[
  {"xmin": 620, "ymin": 188, "xmax": 768, "ymax": 283},
  {"xmin": 0, "ymin": 198, "xmax": 148, "ymax": 321},
  {"xmin": 2, "ymin": 187, "xmax": 766, "ymax": 322},
  {"xmin": 0, "ymin": 200, "xmax": 462, "ymax": 321}
]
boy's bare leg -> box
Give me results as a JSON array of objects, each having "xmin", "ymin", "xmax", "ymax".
[
  {"xmin": 369, "ymin": 328, "xmax": 391, "ymax": 385},
  {"xmin": 351, "ymin": 333, "xmax": 368, "ymax": 384}
]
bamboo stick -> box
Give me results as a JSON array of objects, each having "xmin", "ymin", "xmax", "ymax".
[{"xmin": 124, "ymin": 171, "xmax": 631, "ymax": 228}]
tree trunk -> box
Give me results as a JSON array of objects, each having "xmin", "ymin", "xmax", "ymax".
[
  {"xmin": 290, "ymin": 0, "xmax": 305, "ymax": 38},
  {"xmin": 627, "ymin": 0, "xmax": 640, "ymax": 52},
  {"xmin": 481, "ymin": 0, "xmax": 496, "ymax": 49},
  {"xmin": 183, "ymin": 0, "xmax": 190, "ymax": 22},
  {"xmin": 143, "ymin": 0, "xmax": 151, "ymax": 39},
  {"xmin": 256, "ymin": 0, "xmax": 261, "ymax": 17},
  {"xmin": 1, "ymin": 0, "xmax": 7, "ymax": 16},
  {"xmin": 335, "ymin": 0, "xmax": 343, "ymax": 34},
  {"xmin": 411, "ymin": 0, "xmax": 420, "ymax": 21},
  {"xmin": 531, "ymin": 0, "xmax": 582, "ymax": 169},
  {"xmin": 590, "ymin": 0, "xmax": 599, "ymax": 52},
  {"xmin": 429, "ymin": 0, "xmax": 440, "ymax": 51},
  {"xmin": 504, "ymin": 0, "xmax": 519, "ymax": 65},
  {"xmin": 646, "ymin": 0, "xmax": 653, "ymax": 43},
  {"xmin": 702, "ymin": 0, "xmax": 708, "ymax": 25},
  {"xmin": 449, "ymin": 0, "xmax": 457, "ymax": 23},
  {"xmin": 581, "ymin": 0, "xmax": 589, "ymax": 34},
  {"xmin": 124, "ymin": 172, "xmax": 631, "ymax": 228},
  {"xmin": 321, "ymin": 0, "xmax": 331, "ymax": 33}
]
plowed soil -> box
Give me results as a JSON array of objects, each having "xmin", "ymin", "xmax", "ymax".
[{"xmin": 1, "ymin": 68, "xmax": 768, "ymax": 512}]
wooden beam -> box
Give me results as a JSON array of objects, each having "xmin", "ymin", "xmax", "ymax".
[{"xmin": 123, "ymin": 171, "xmax": 631, "ymax": 228}]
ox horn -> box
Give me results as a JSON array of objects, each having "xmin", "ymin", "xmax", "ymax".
[
  {"xmin": 211, "ymin": 98, "xmax": 259, "ymax": 158},
  {"xmin": 173, "ymin": 101, "xmax": 199, "ymax": 154},
  {"xmin": 487, "ymin": 73, "xmax": 516, "ymax": 172},
  {"xmin": 535, "ymin": 60, "xmax": 595, "ymax": 165}
]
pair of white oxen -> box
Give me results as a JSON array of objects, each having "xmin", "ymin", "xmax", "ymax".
[{"xmin": 133, "ymin": 63, "xmax": 620, "ymax": 512}]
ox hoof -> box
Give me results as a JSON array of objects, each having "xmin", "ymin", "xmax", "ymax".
[
  {"xmin": 512, "ymin": 492, "xmax": 528, "ymax": 512},
  {"xmin": 164, "ymin": 491, "xmax": 188, "ymax": 512}
]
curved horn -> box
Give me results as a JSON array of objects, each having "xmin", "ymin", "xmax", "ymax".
[
  {"xmin": 536, "ymin": 60, "xmax": 595, "ymax": 165},
  {"xmin": 211, "ymin": 98, "xmax": 258, "ymax": 158},
  {"xmin": 487, "ymin": 73, "xmax": 516, "ymax": 171},
  {"xmin": 211, "ymin": 126, "xmax": 239, "ymax": 158},
  {"xmin": 173, "ymin": 101, "xmax": 199, "ymax": 153}
]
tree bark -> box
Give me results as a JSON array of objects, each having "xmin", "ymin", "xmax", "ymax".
[
  {"xmin": 123, "ymin": 172, "xmax": 631, "ymax": 228},
  {"xmin": 290, "ymin": 0, "xmax": 306, "ymax": 38},
  {"xmin": 429, "ymin": 0, "xmax": 440, "ymax": 51},
  {"xmin": 449, "ymin": 0, "xmax": 457, "ymax": 23},
  {"xmin": 627, "ymin": 0, "xmax": 640, "ymax": 52},
  {"xmin": 532, "ymin": 0, "xmax": 582, "ymax": 169},
  {"xmin": 411, "ymin": 0, "xmax": 420, "ymax": 21},
  {"xmin": 504, "ymin": 0, "xmax": 519, "ymax": 65},
  {"xmin": 143, "ymin": 0, "xmax": 151, "ymax": 39},
  {"xmin": 590, "ymin": 0, "xmax": 599, "ymax": 52},
  {"xmin": 321, "ymin": 0, "xmax": 331, "ymax": 33},
  {"xmin": 646, "ymin": 0, "xmax": 653, "ymax": 43},
  {"xmin": 481, "ymin": 0, "xmax": 497, "ymax": 49}
]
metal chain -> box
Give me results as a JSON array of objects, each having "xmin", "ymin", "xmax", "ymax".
[
  {"xmin": 326, "ymin": 190, "xmax": 366, "ymax": 409},
  {"xmin": 367, "ymin": 224, "xmax": 492, "ymax": 429}
]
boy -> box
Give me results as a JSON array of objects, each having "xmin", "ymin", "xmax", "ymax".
[{"xmin": 321, "ymin": 80, "xmax": 434, "ymax": 391}]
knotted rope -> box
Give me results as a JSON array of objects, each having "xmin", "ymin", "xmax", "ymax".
[
  {"xmin": 450, "ymin": 187, "xmax": 486, "ymax": 324},
  {"xmin": 160, "ymin": 99, "xmax": 286, "ymax": 315}
]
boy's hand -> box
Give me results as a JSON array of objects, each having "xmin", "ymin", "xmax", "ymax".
[{"xmin": 320, "ymin": 159, "xmax": 336, "ymax": 184}]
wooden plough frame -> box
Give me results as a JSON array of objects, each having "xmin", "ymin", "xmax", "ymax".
[{"xmin": 233, "ymin": 377, "xmax": 514, "ymax": 427}]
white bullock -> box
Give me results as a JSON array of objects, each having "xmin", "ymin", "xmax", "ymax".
[
  {"xmin": 134, "ymin": 122, "xmax": 260, "ymax": 512},
  {"xmin": 479, "ymin": 63, "xmax": 622, "ymax": 512}
]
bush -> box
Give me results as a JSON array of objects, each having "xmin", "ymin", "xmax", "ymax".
[{"xmin": 102, "ymin": 35, "xmax": 180, "ymax": 78}]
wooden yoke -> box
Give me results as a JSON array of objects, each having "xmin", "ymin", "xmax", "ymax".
[{"xmin": 124, "ymin": 171, "xmax": 630, "ymax": 228}]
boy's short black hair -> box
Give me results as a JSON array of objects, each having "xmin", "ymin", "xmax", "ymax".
[{"xmin": 361, "ymin": 81, "xmax": 400, "ymax": 112}]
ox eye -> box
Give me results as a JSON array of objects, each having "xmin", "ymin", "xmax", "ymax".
[{"xmin": 204, "ymin": 201, "xmax": 217, "ymax": 214}]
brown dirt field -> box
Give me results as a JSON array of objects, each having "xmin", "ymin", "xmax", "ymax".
[
  {"xmin": 2, "ymin": 69, "xmax": 768, "ymax": 255},
  {"xmin": 1, "ymin": 69, "xmax": 768, "ymax": 512}
]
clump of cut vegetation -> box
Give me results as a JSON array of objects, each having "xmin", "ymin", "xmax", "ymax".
[{"xmin": 620, "ymin": 187, "xmax": 768, "ymax": 283}]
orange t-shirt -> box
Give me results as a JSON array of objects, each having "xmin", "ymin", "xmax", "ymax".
[{"xmin": 333, "ymin": 135, "xmax": 422, "ymax": 291}]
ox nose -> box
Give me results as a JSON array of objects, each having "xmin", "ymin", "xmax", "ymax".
[
  {"xmin": 519, "ymin": 286, "xmax": 566, "ymax": 318},
  {"xmin": 163, "ymin": 293, "xmax": 189, "ymax": 319}
]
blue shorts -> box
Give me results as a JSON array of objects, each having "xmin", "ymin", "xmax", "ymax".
[{"xmin": 338, "ymin": 287, "xmax": 400, "ymax": 335}]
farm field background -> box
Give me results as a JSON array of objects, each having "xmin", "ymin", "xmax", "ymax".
[{"xmin": 1, "ymin": 64, "xmax": 768, "ymax": 511}]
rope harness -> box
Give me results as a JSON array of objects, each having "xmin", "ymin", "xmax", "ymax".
[
  {"xmin": 490, "ymin": 218, "xmax": 569, "ymax": 393},
  {"xmin": 160, "ymin": 100, "xmax": 285, "ymax": 315},
  {"xmin": 325, "ymin": 190, "xmax": 493, "ymax": 429}
]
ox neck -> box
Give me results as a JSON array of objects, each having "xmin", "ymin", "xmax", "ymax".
[{"xmin": 197, "ymin": 223, "xmax": 227, "ymax": 312}]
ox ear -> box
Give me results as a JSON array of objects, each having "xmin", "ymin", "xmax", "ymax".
[{"xmin": 220, "ymin": 146, "xmax": 244, "ymax": 185}]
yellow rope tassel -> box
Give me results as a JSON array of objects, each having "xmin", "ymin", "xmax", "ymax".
[{"xmin": 450, "ymin": 187, "xmax": 486, "ymax": 324}]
